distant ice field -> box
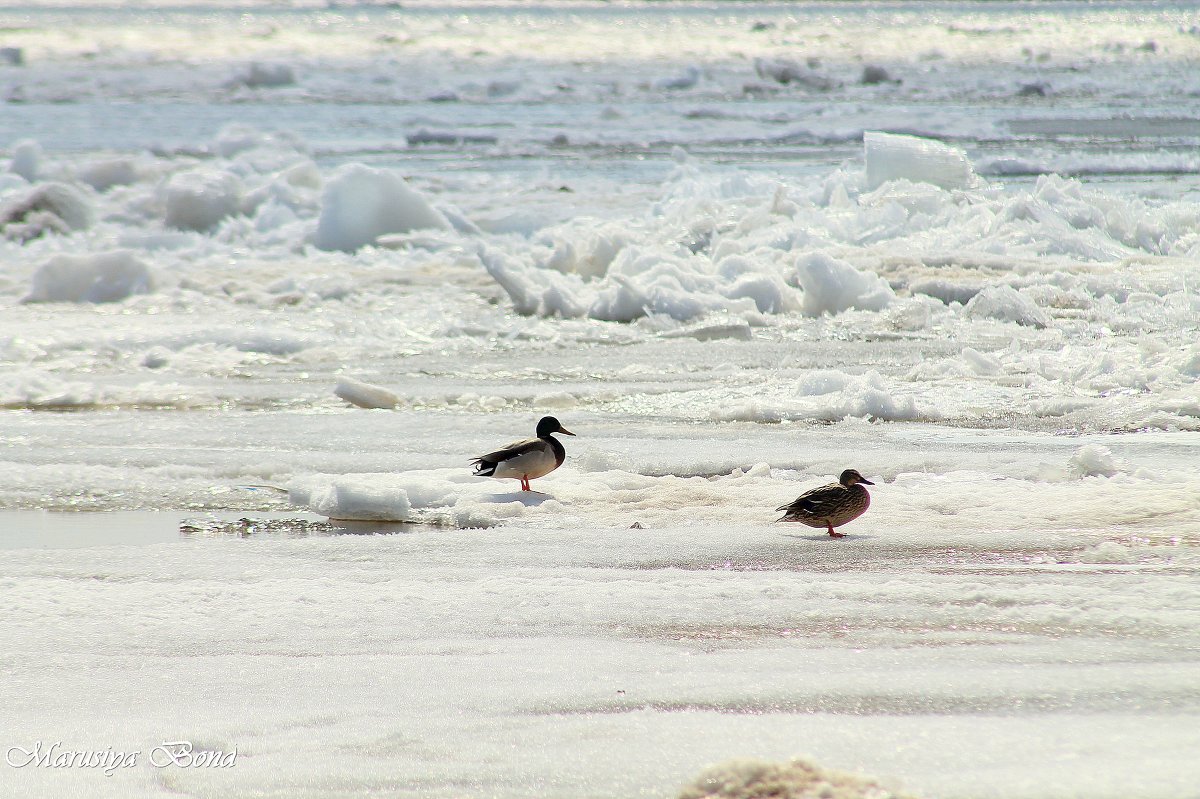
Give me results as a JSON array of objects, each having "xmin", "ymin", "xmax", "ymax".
[{"xmin": 3, "ymin": 2, "xmax": 1200, "ymax": 184}]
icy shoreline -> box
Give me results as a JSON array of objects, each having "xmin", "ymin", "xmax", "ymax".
[{"xmin": 2, "ymin": 501, "xmax": 1198, "ymax": 798}]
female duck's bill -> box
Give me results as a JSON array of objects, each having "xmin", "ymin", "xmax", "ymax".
[
  {"xmin": 776, "ymin": 468, "xmax": 874, "ymax": 538},
  {"xmin": 470, "ymin": 416, "xmax": 576, "ymax": 492}
]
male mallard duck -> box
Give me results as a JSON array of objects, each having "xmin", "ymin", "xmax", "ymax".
[
  {"xmin": 471, "ymin": 416, "xmax": 576, "ymax": 491},
  {"xmin": 776, "ymin": 468, "xmax": 874, "ymax": 537}
]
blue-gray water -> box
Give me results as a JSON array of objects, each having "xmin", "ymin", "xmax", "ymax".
[{"xmin": 3, "ymin": 1, "xmax": 1199, "ymax": 189}]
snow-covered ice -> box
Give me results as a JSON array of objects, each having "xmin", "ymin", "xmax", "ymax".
[
  {"xmin": 1, "ymin": 1, "xmax": 1198, "ymax": 797},
  {"xmin": 313, "ymin": 163, "xmax": 451, "ymax": 252},
  {"xmin": 864, "ymin": 131, "xmax": 975, "ymax": 191},
  {"xmin": 25, "ymin": 250, "xmax": 154, "ymax": 304}
]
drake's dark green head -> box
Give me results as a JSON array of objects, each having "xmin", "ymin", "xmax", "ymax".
[
  {"xmin": 839, "ymin": 468, "xmax": 873, "ymax": 486},
  {"xmin": 536, "ymin": 416, "xmax": 575, "ymax": 438}
]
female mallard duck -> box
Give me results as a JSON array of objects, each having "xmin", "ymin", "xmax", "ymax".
[
  {"xmin": 471, "ymin": 416, "xmax": 576, "ymax": 491},
  {"xmin": 776, "ymin": 468, "xmax": 874, "ymax": 537}
]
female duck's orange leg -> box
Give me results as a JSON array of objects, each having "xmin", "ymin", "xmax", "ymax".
[{"xmin": 827, "ymin": 524, "xmax": 845, "ymax": 538}]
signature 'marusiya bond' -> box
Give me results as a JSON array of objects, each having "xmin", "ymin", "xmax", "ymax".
[
  {"xmin": 776, "ymin": 468, "xmax": 874, "ymax": 537},
  {"xmin": 471, "ymin": 416, "xmax": 575, "ymax": 492}
]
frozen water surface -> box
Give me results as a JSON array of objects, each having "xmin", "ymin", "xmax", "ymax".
[{"xmin": 1, "ymin": 1, "xmax": 1199, "ymax": 797}]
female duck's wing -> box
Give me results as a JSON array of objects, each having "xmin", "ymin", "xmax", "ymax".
[{"xmin": 776, "ymin": 483, "xmax": 843, "ymax": 515}]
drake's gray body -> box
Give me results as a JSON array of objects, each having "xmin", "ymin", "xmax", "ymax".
[
  {"xmin": 777, "ymin": 468, "xmax": 874, "ymax": 537},
  {"xmin": 472, "ymin": 416, "xmax": 575, "ymax": 491}
]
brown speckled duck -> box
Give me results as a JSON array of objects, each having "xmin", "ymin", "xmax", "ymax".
[
  {"xmin": 471, "ymin": 416, "xmax": 575, "ymax": 492},
  {"xmin": 776, "ymin": 468, "xmax": 874, "ymax": 537}
]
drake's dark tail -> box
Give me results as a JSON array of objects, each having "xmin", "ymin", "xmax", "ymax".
[{"xmin": 471, "ymin": 458, "xmax": 497, "ymax": 477}]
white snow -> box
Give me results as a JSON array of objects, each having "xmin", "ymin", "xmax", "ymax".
[
  {"xmin": 1, "ymin": 182, "xmax": 93, "ymax": 239},
  {"xmin": 313, "ymin": 163, "xmax": 451, "ymax": 252},
  {"xmin": 333, "ymin": 376, "xmax": 400, "ymax": 410},
  {"xmin": 962, "ymin": 285, "xmax": 1052, "ymax": 329},
  {"xmin": 8, "ymin": 138, "xmax": 41, "ymax": 182},
  {"xmin": 162, "ymin": 169, "xmax": 243, "ymax": 232},
  {"xmin": 864, "ymin": 132, "xmax": 976, "ymax": 191},
  {"xmin": 0, "ymin": 3, "xmax": 1198, "ymax": 798},
  {"xmin": 303, "ymin": 476, "xmax": 413, "ymax": 521},
  {"xmin": 1, "ymin": 437, "xmax": 1198, "ymax": 796},
  {"xmin": 24, "ymin": 250, "xmax": 154, "ymax": 304},
  {"xmin": 1069, "ymin": 444, "xmax": 1122, "ymax": 478},
  {"xmin": 793, "ymin": 252, "xmax": 894, "ymax": 317},
  {"xmin": 75, "ymin": 157, "xmax": 140, "ymax": 192}
]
